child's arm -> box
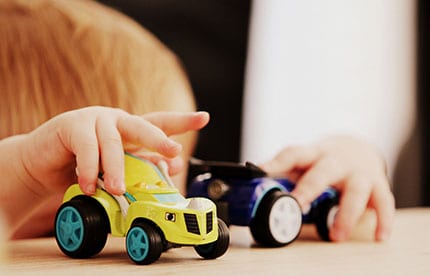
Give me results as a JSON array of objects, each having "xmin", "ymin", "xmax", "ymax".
[
  {"xmin": 0, "ymin": 106, "xmax": 209, "ymax": 236},
  {"xmin": 260, "ymin": 135, "xmax": 395, "ymax": 242}
]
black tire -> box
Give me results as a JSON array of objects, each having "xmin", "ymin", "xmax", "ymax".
[
  {"xmin": 54, "ymin": 196, "xmax": 109, "ymax": 258},
  {"xmin": 214, "ymin": 201, "xmax": 230, "ymax": 226},
  {"xmin": 313, "ymin": 198, "xmax": 339, "ymax": 241},
  {"xmin": 250, "ymin": 190, "xmax": 302, "ymax": 247},
  {"xmin": 195, "ymin": 219, "xmax": 229, "ymax": 259},
  {"xmin": 126, "ymin": 221, "xmax": 163, "ymax": 265}
]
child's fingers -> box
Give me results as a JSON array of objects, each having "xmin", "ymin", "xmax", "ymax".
[
  {"xmin": 117, "ymin": 115, "xmax": 182, "ymax": 158},
  {"xmin": 96, "ymin": 118, "xmax": 125, "ymax": 195},
  {"xmin": 71, "ymin": 128, "xmax": 99, "ymax": 195},
  {"xmin": 371, "ymin": 181, "xmax": 395, "ymax": 241},
  {"xmin": 291, "ymin": 156, "xmax": 347, "ymax": 208},
  {"xmin": 143, "ymin": 111, "xmax": 210, "ymax": 136},
  {"xmin": 260, "ymin": 145, "xmax": 320, "ymax": 175},
  {"xmin": 330, "ymin": 175, "xmax": 372, "ymax": 241}
]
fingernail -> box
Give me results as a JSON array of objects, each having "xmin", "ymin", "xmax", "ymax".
[
  {"xmin": 196, "ymin": 111, "xmax": 208, "ymax": 116},
  {"xmin": 79, "ymin": 177, "xmax": 95, "ymax": 195},
  {"xmin": 331, "ymin": 228, "xmax": 347, "ymax": 242},
  {"xmin": 83, "ymin": 184, "xmax": 96, "ymax": 195},
  {"xmin": 170, "ymin": 139, "xmax": 181, "ymax": 147},
  {"xmin": 376, "ymin": 231, "xmax": 389, "ymax": 242},
  {"xmin": 169, "ymin": 157, "xmax": 183, "ymax": 170},
  {"xmin": 113, "ymin": 179, "xmax": 126, "ymax": 194}
]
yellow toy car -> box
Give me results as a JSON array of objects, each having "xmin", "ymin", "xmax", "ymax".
[{"xmin": 54, "ymin": 153, "xmax": 229, "ymax": 265}]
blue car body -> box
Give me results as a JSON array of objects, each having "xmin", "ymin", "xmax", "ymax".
[
  {"xmin": 187, "ymin": 159, "xmax": 339, "ymax": 242},
  {"xmin": 188, "ymin": 175, "xmax": 338, "ymax": 226}
]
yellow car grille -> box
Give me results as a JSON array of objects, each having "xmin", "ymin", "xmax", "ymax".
[
  {"xmin": 184, "ymin": 211, "xmax": 214, "ymax": 235},
  {"xmin": 184, "ymin": 213, "xmax": 200, "ymax": 235},
  {"xmin": 206, "ymin": 211, "xmax": 213, "ymax": 233}
]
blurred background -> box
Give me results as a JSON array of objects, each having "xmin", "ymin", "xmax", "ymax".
[{"xmin": 99, "ymin": 0, "xmax": 427, "ymax": 207}]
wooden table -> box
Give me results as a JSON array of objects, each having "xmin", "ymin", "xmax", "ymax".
[{"xmin": 2, "ymin": 208, "xmax": 429, "ymax": 275}]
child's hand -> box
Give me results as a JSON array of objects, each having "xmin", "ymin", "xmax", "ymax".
[
  {"xmin": 260, "ymin": 135, "xmax": 395, "ymax": 242},
  {"xmin": 20, "ymin": 107, "xmax": 209, "ymax": 196}
]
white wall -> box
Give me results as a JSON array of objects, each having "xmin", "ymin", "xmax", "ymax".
[{"xmin": 241, "ymin": 0, "xmax": 416, "ymax": 177}]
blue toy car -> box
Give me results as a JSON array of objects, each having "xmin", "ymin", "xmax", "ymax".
[{"xmin": 187, "ymin": 159, "xmax": 339, "ymax": 247}]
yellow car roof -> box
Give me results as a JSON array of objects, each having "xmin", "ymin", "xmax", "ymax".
[{"xmin": 124, "ymin": 153, "xmax": 177, "ymax": 195}]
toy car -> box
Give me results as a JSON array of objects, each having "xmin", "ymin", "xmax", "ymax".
[
  {"xmin": 54, "ymin": 153, "xmax": 229, "ymax": 265},
  {"xmin": 187, "ymin": 159, "xmax": 339, "ymax": 247}
]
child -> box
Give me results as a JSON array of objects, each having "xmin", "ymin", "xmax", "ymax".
[
  {"xmin": 0, "ymin": 0, "xmax": 208, "ymax": 238},
  {"xmin": 0, "ymin": 0, "xmax": 395, "ymax": 244}
]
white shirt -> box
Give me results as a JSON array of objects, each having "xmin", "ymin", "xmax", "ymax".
[{"xmin": 241, "ymin": 0, "xmax": 416, "ymax": 177}]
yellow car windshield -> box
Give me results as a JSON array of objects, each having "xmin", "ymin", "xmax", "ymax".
[{"xmin": 153, "ymin": 193, "xmax": 186, "ymax": 204}]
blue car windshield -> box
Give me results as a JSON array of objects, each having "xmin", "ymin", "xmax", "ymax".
[{"xmin": 153, "ymin": 193, "xmax": 186, "ymax": 204}]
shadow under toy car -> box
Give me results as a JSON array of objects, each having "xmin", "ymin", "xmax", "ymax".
[
  {"xmin": 187, "ymin": 159, "xmax": 339, "ymax": 247},
  {"xmin": 55, "ymin": 154, "xmax": 229, "ymax": 265}
]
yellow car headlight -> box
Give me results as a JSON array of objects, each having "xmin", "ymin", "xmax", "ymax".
[{"xmin": 165, "ymin": 212, "xmax": 176, "ymax": 222}]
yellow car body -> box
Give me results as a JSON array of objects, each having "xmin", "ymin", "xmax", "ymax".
[{"xmin": 62, "ymin": 154, "xmax": 219, "ymax": 246}]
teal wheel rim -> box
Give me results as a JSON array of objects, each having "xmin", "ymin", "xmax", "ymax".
[
  {"xmin": 56, "ymin": 206, "xmax": 84, "ymax": 252},
  {"xmin": 127, "ymin": 226, "xmax": 149, "ymax": 262}
]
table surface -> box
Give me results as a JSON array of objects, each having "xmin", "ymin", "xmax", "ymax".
[{"xmin": 2, "ymin": 208, "xmax": 429, "ymax": 275}]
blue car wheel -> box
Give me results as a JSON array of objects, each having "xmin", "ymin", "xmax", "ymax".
[
  {"xmin": 126, "ymin": 221, "xmax": 163, "ymax": 265},
  {"xmin": 54, "ymin": 196, "xmax": 109, "ymax": 258},
  {"xmin": 250, "ymin": 190, "xmax": 302, "ymax": 247}
]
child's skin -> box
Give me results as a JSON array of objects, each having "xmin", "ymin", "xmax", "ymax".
[
  {"xmin": 261, "ymin": 135, "xmax": 395, "ymax": 242},
  {"xmin": 0, "ymin": 107, "xmax": 209, "ymax": 237}
]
